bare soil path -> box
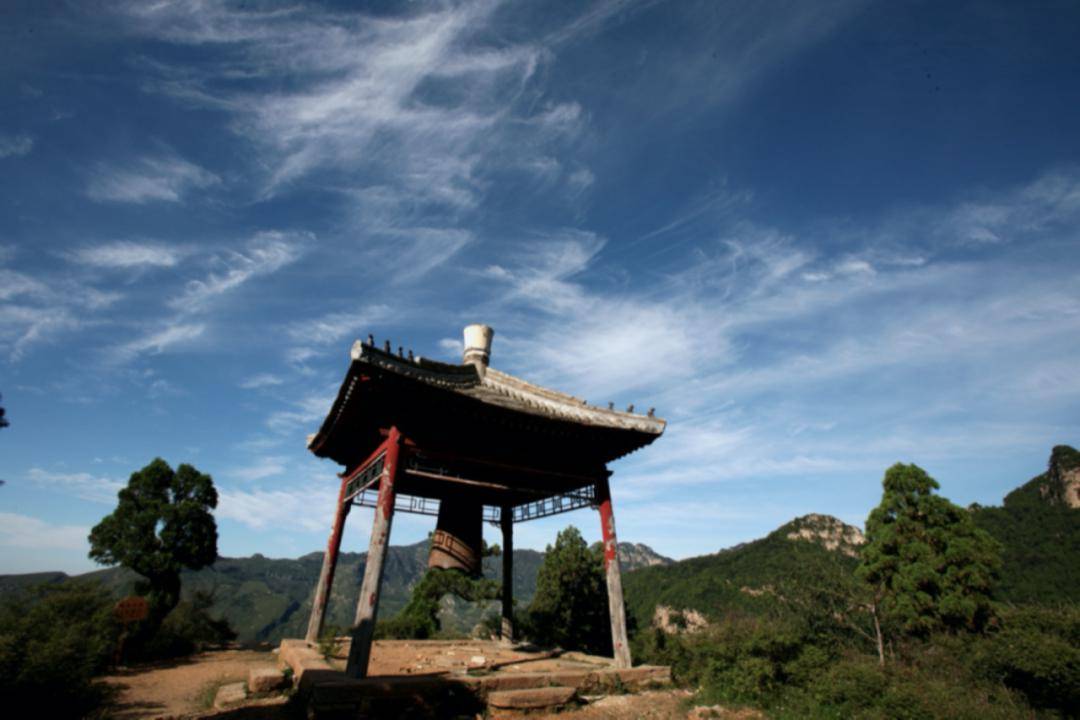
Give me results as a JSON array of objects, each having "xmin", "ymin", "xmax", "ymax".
[
  {"xmin": 101, "ymin": 648, "xmax": 280, "ymax": 719},
  {"xmin": 513, "ymin": 690, "xmax": 764, "ymax": 720}
]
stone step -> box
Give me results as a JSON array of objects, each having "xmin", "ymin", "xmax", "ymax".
[
  {"xmin": 488, "ymin": 685, "xmax": 578, "ymax": 711},
  {"xmin": 213, "ymin": 681, "xmax": 247, "ymax": 709},
  {"xmin": 249, "ymin": 666, "xmax": 289, "ymax": 694}
]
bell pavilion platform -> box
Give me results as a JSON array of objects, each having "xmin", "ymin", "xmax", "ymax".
[{"xmin": 277, "ymin": 638, "xmax": 672, "ymax": 718}]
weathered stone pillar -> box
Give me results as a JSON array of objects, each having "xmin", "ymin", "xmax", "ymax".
[
  {"xmin": 345, "ymin": 427, "xmax": 402, "ymax": 678},
  {"xmin": 597, "ymin": 476, "xmax": 631, "ymax": 668},
  {"xmin": 305, "ymin": 474, "xmax": 352, "ymax": 643},
  {"xmin": 500, "ymin": 505, "xmax": 514, "ymax": 644}
]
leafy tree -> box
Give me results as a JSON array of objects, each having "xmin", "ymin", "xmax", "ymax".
[
  {"xmin": 0, "ymin": 581, "xmax": 119, "ymax": 717},
  {"xmin": 377, "ymin": 567, "xmax": 500, "ymax": 639},
  {"xmin": 142, "ymin": 590, "xmax": 237, "ymax": 658},
  {"xmin": 89, "ymin": 458, "xmax": 219, "ymax": 636},
  {"xmin": 379, "ymin": 537, "xmax": 502, "ymax": 639},
  {"xmin": 525, "ymin": 525, "xmax": 612, "ymax": 655},
  {"xmin": 972, "ymin": 444, "xmax": 1080, "ymax": 604},
  {"xmin": 857, "ymin": 463, "xmax": 1001, "ymax": 644}
]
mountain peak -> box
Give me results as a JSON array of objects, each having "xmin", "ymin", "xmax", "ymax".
[
  {"xmin": 1004, "ymin": 444, "xmax": 1080, "ymax": 510},
  {"xmin": 617, "ymin": 542, "xmax": 674, "ymax": 570},
  {"xmin": 779, "ymin": 514, "xmax": 865, "ymax": 558},
  {"xmin": 1046, "ymin": 445, "xmax": 1080, "ymax": 509}
]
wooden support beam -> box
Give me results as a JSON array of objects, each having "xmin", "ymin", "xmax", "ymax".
[
  {"xmin": 305, "ymin": 474, "xmax": 352, "ymax": 643},
  {"xmin": 597, "ymin": 477, "xmax": 631, "ymax": 668},
  {"xmin": 345, "ymin": 427, "xmax": 402, "ymax": 678},
  {"xmin": 500, "ymin": 506, "xmax": 514, "ymax": 644}
]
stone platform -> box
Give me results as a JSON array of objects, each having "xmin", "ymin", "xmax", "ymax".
[{"xmin": 279, "ymin": 638, "xmax": 671, "ymax": 718}]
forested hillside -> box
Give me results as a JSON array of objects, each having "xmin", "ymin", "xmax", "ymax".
[
  {"xmin": 624, "ymin": 514, "xmax": 861, "ymax": 628},
  {"xmin": 0, "ymin": 540, "xmax": 670, "ymax": 643},
  {"xmin": 971, "ymin": 445, "xmax": 1080, "ymax": 604},
  {"xmin": 627, "ymin": 448, "xmax": 1080, "ymax": 629},
  {"xmin": 629, "ymin": 448, "xmax": 1080, "ymax": 718}
]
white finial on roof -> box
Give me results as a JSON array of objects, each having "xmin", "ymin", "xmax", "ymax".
[{"xmin": 463, "ymin": 324, "xmax": 494, "ymax": 376}]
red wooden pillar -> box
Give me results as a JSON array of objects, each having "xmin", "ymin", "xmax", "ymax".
[
  {"xmin": 305, "ymin": 474, "xmax": 352, "ymax": 643},
  {"xmin": 597, "ymin": 476, "xmax": 631, "ymax": 668},
  {"xmin": 345, "ymin": 427, "xmax": 402, "ymax": 678},
  {"xmin": 500, "ymin": 505, "xmax": 514, "ymax": 644}
]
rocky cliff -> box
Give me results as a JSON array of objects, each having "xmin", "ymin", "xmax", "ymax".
[{"xmin": 783, "ymin": 514, "xmax": 865, "ymax": 558}]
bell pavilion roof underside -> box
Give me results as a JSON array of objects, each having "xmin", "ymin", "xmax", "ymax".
[{"xmin": 307, "ymin": 339, "xmax": 666, "ymax": 486}]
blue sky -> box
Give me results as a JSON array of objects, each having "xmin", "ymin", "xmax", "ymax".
[{"xmin": 2, "ymin": 0, "xmax": 1078, "ymax": 574}]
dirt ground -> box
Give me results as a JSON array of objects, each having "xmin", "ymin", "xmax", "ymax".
[
  {"xmin": 101, "ymin": 648, "xmax": 282, "ymax": 719},
  {"xmin": 100, "ymin": 642, "xmax": 759, "ymax": 720},
  {"xmin": 566, "ymin": 691, "xmax": 764, "ymax": 720},
  {"xmin": 559, "ymin": 690, "xmax": 693, "ymax": 719}
]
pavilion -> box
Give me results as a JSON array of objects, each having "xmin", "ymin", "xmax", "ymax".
[{"xmin": 304, "ymin": 325, "xmax": 665, "ymax": 678}]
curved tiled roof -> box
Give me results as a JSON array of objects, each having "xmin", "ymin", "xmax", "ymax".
[{"xmin": 307, "ymin": 338, "xmax": 666, "ymax": 461}]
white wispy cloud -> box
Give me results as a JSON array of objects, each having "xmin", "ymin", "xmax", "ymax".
[
  {"xmin": 226, "ymin": 456, "xmax": 290, "ymax": 482},
  {"xmin": 0, "ymin": 306, "xmax": 78, "ymax": 361},
  {"xmin": 111, "ymin": 322, "xmax": 205, "ymax": 363},
  {"xmin": 286, "ymin": 305, "xmax": 391, "ymax": 347},
  {"xmin": 27, "ymin": 468, "xmax": 125, "ymax": 504},
  {"xmin": 483, "ymin": 229, "xmax": 606, "ymax": 313},
  {"xmin": 481, "ymin": 229, "xmax": 720, "ymax": 398},
  {"xmin": 68, "ymin": 240, "xmax": 187, "ymax": 269},
  {"xmin": 0, "ymin": 513, "xmax": 89, "ymax": 551},
  {"xmin": 121, "ymin": 1, "xmax": 592, "ymax": 279},
  {"xmin": 125, "ymin": 2, "xmax": 555, "ymax": 198},
  {"xmin": 216, "ymin": 485, "xmax": 338, "ymax": 532},
  {"xmin": 437, "ymin": 337, "xmax": 463, "ymax": 358},
  {"xmin": 0, "ymin": 268, "xmax": 122, "ymax": 361},
  {"xmin": 86, "ymin": 153, "xmax": 219, "ymax": 203},
  {"xmin": 267, "ymin": 391, "xmax": 337, "ymax": 435},
  {"xmin": 0, "ymin": 133, "xmax": 34, "ymax": 158},
  {"xmin": 470, "ymin": 169, "xmax": 1080, "ymax": 521},
  {"xmin": 240, "ymin": 373, "xmax": 284, "ymax": 390},
  {"xmin": 170, "ymin": 231, "xmax": 306, "ymax": 312},
  {"xmin": 0, "ymin": 268, "xmax": 49, "ymax": 301}
]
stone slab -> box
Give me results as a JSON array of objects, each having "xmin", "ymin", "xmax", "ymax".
[
  {"xmin": 277, "ymin": 637, "xmax": 672, "ymax": 717},
  {"xmin": 488, "ymin": 686, "xmax": 578, "ymax": 710},
  {"xmin": 278, "ymin": 638, "xmax": 333, "ymax": 685},
  {"xmin": 248, "ymin": 666, "xmax": 288, "ymax": 693},
  {"xmin": 213, "ymin": 681, "xmax": 247, "ymax": 709}
]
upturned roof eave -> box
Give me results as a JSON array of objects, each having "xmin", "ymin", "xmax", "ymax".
[{"xmin": 306, "ymin": 339, "xmax": 667, "ymax": 457}]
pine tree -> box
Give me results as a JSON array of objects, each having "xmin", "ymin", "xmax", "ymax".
[
  {"xmin": 526, "ymin": 526, "xmax": 611, "ymax": 655},
  {"xmin": 857, "ymin": 463, "xmax": 1001, "ymax": 642},
  {"xmin": 89, "ymin": 458, "xmax": 219, "ymax": 635}
]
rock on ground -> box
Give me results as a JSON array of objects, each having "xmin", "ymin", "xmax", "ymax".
[{"xmin": 213, "ymin": 681, "xmax": 247, "ymax": 709}]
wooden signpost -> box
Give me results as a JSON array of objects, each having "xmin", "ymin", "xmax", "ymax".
[{"xmin": 113, "ymin": 595, "xmax": 149, "ymax": 664}]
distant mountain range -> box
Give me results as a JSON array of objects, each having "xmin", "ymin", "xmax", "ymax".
[
  {"xmin": 624, "ymin": 446, "xmax": 1079, "ymax": 628},
  {"xmin": 0, "ymin": 539, "xmax": 672, "ymax": 643},
  {"xmin": 3, "ymin": 446, "xmax": 1075, "ymax": 642}
]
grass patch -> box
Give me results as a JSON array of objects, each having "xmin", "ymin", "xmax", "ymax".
[{"xmin": 196, "ymin": 680, "xmax": 226, "ymax": 711}]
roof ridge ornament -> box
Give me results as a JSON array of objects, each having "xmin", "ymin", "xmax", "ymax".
[{"xmin": 463, "ymin": 324, "xmax": 494, "ymax": 378}]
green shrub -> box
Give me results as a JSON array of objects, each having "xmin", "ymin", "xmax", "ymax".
[
  {"xmin": 527, "ymin": 526, "xmax": 613, "ymax": 655},
  {"xmin": 809, "ymin": 656, "xmax": 888, "ymax": 712},
  {"xmin": 318, "ymin": 624, "xmax": 347, "ymax": 660},
  {"xmin": 134, "ymin": 590, "xmax": 236, "ymax": 660},
  {"xmin": 0, "ymin": 581, "xmax": 119, "ymax": 718},
  {"xmin": 377, "ymin": 567, "xmax": 500, "ymax": 640},
  {"xmin": 972, "ymin": 606, "xmax": 1080, "ymax": 713},
  {"xmin": 637, "ymin": 615, "xmax": 828, "ymax": 707},
  {"xmin": 638, "ymin": 618, "xmax": 1038, "ymax": 719}
]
